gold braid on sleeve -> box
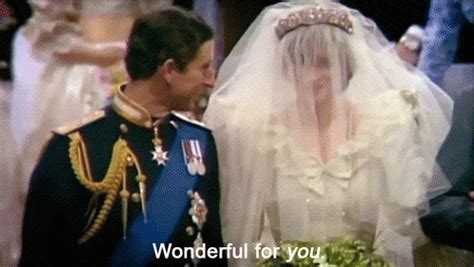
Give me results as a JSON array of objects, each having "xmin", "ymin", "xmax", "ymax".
[{"xmin": 68, "ymin": 132, "xmax": 146, "ymax": 244}]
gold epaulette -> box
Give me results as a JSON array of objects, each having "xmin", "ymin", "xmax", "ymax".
[
  {"xmin": 54, "ymin": 110, "xmax": 106, "ymax": 135},
  {"xmin": 171, "ymin": 111, "xmax": 210, "ymax": 130},
  {"xmin": 68, "ymin": 132, "xmax": 147, "ymax": 244}
]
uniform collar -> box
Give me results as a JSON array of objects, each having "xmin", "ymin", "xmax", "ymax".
[
  {"xmin": 111, "ymin": 84, "xmax": 155, "ymax": 128},
  {"xmin": 111, "ymin": 84, "xmax": 203, "ymax": 129}
]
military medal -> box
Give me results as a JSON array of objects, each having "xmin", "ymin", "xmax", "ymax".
[
  {"xmin": 193, "ymin": 141, "xmax": 206, "ymax": 176},
  {"xmin": 151, "ymin": 126, "xmax": 168, "ymax": 166},
  {"xmin": 188, "ymin": 191, "xmax": 208, "ymax": 266},
  {"xmin": 151, "ymin": 145, "xmax": 168, "ymax": 166},
  {"xmin": 182, "ymin": 140, "xmax": 206, "ymax": 176}
]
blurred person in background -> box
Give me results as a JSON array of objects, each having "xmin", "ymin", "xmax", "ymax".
[
  {"xmin": 417, "ymin": 0, "xmax": 474, "ymax": 89},
  {"xmin": 0, "ymin": 0, "xmax": 30, "ymax": 265},
  {"xmin": 11, "ymin": 0, "xmax": 171, "ymax": 201}
]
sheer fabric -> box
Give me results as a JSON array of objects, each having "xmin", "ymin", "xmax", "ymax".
[{"xmin": 204, "ymin": 1, "xmax": 453, "ymax": 266}]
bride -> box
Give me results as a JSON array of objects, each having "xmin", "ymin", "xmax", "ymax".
[{"xmin": 204, "ymin": 1, "xmax": 453, "ymax": 266}]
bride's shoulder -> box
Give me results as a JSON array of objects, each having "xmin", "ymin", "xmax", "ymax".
[
  {"xmin": 354, "ymin": 89, "xmax": 422, "ymax": 147},
  {"xmin": 358, "ymin": 89, "xmax": 420, "ymax": 124}
]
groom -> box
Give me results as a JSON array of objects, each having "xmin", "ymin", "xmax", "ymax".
[{"xmin": 20, "ymin": 7, "xmax": 226, "ymax": 266}]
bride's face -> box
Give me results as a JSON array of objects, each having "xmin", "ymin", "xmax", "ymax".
[{"xmin": 299, "ymin": 57, "xmax": 333, "ymax": 104}]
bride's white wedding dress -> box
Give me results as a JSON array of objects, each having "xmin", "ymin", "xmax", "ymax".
[{"xmin": 267, "ymin": 90, "xmax": 440, "ymax": 266}]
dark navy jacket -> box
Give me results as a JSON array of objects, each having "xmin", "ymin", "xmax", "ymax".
[{"xmin": 20, "ymin": 87, "xmax": 227, "ymax": 266}]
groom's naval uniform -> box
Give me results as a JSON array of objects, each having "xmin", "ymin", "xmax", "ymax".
[{"xmin": 20, "ymin": 86, "xmax": 226, "ymax": 266}]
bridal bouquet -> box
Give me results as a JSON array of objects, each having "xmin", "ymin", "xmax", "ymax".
[{"xmin": 257, "ymin": 236, "xmax": 389, "ymax": 267}]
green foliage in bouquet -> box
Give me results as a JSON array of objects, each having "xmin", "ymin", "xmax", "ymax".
[{"xmin": 257, "ymin": 236, "xmax": 389, "ymax": 267}]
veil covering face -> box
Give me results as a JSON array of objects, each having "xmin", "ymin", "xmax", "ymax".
[{"xmin": 204, "ymin": 1, "xmax": 452, "ymax": 266}]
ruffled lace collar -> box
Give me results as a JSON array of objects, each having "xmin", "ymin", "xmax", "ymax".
[{"xmin": 271, "ymin": 124, "xmax": 370, "ymax": 195}]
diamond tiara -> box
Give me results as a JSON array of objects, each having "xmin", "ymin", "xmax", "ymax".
[{"xmin": 275, "ymin": 6, "xmax": 353, "ymax": 40}]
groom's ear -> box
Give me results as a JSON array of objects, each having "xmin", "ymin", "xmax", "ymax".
[{"xmin": 160, "ymin": 58, "xmax": 179, "ymax": 83}]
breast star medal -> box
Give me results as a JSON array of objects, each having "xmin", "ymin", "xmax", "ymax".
[{"xmin": 151, "ymin": 126, "xmax": 168, "ymax": 166}]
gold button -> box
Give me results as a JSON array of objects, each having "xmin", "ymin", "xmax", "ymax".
[
  {"xmin": 120, "ymin": 124, "xmax": 129, "ymax": 133},
  {"xmin": 186, "ymin": 226, "xmax": 194, "ymax": 236},
  {"xmin": 126, "ymin": 156, "xmax": 133, "ymax": 166},
  {"xmin": 131, "ymin": 193, "xmax": 140, "ymax": 203}
]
